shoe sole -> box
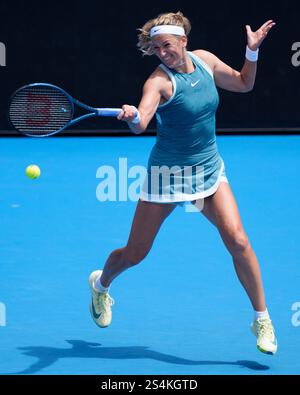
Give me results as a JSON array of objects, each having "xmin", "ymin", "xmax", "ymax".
[
  {"xmin": 257, "ymin": 345, "xmax": 276, "ymax": 355},
  {"xmin": 89, "ymin": 270, "xmax": 103, "ymax": 288}
]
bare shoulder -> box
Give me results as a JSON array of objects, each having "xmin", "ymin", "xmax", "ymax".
[
  {"xmin": 192, "ymin": 49, "xmax": 218, "ymax": 72},
  {"xmin": 147, "ymin": 66, "xmax": 170, "ymax": 83},
  {"xmin": 143, "ymin": 66, "xmax": 172, "ymax": 92}
]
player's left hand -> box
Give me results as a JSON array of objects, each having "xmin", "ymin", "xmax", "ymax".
[{"xmin": 246, "ymin": 20, "xmax": 276, "ymax": 50}]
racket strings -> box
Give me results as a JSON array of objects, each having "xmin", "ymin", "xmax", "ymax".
[{"xmin": 9, "ymin": 86, "xmax": 73, "ymax": 136}]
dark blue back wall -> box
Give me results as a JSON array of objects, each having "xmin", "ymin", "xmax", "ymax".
[{"xmin": 0, "ymin": 0, "xmax": 299, "ymax": 130}]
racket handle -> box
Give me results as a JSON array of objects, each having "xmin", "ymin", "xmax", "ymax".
[
  {"xmin": 97, "ymin": 108, "xmax": 122, "ymax": 116},
  {"xmin": 97, "ymin": 107, "xmax": 140, "ymax": 122}
]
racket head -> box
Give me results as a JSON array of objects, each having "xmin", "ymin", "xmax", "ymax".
[{"xmin": 8, "ymin": 83, "xmax": 74, "ymax": 137}]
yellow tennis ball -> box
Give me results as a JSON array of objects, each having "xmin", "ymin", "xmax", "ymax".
[{"xmin": 26, "ymin": 164, "xmax": 41, "ymax": 179}]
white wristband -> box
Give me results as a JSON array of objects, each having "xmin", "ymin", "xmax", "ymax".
[
  {"xmin": 131, "ymin": 106, "xmax": 141, "ymax": 124},
  {"xmin": 245, "ymin": 46, "xmax": 259, "ymax": 62}
]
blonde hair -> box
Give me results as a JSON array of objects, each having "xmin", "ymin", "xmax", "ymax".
[{"xmin": 137, "ymin": 11, "xmax": 191, "ymax": 56}]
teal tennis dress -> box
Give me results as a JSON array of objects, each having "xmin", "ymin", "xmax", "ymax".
[{"xmin": 140, "ymin": 51, "xmax": 228, "ymax": 204}]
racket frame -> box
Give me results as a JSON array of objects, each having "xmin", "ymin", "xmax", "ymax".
[{"xmin": 8, "ymin": 82, "xmax": 123, "ymax": 137}]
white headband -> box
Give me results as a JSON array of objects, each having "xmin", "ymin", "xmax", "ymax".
[{"xmin": 150, "ymin": 25, "xmax": 185, "ymax": 37}]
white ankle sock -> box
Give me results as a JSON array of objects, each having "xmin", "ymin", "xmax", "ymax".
[
  {"xmin": 254, "ymin": 309, "xmax": 270, "ymax": 321},
  {"xmin": 94, "ymin": 275, "xmax": 110, "ymax": 293}
]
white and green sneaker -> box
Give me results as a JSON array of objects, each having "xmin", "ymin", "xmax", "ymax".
[
  {"xmin": 251, "ymin": 318, "xmax": 278, "ymax": 355},
  {"xmin": 89, "ymin": 270, "xmax": 114, "ymax": 328}
]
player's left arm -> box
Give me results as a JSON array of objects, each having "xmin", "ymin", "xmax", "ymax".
[{"xmin": 194, "ymin": 20, "xmax": 276, "ymax": 93}]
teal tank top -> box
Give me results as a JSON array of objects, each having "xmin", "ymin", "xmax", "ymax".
[{"xmin": 141, "ymin": 51, "xmax": 225, "ymax": 203}]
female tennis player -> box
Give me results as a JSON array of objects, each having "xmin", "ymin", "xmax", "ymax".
[{"xmin": 89, "ymin": 12, "xmax": 277, "ymax": 355}]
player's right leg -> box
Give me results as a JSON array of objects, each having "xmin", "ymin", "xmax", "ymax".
[{"xmin": 89, "ymin": 199, "xmax": 176, "ymax": 328}]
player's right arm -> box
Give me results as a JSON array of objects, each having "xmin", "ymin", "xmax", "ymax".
[{"xmin": 117, "ymin": 69, "xmax": 167, "ymax": 134}]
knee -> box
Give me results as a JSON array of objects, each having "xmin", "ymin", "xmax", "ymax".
[
  {"xmin": 123, "ymin": 243, "xmax": 152, "ymax": 266},
  {"xmin": 224, "ymin": 227, "xmax": 250, "ymax": 255}
]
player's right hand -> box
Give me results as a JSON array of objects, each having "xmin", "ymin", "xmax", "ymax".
[{"xmin": 117, "ymin": 104, "xmax": 138, "ymax": 123}]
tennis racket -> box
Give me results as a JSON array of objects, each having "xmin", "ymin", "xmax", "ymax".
[{"xmin": 8, "ymin": 83, "xmax": 137, "ymax": 137}]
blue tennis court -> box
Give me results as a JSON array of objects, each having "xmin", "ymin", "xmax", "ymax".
[{"xmin": 0, "ymin": 135, "xmax": 299, "ymax": 375}]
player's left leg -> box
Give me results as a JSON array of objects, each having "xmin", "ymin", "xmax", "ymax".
[{"xmin": 193, "ymin": 182, "xmax": 277, "ymax": 354}]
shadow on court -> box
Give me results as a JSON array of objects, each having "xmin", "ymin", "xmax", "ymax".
[{"xmin": 6, "ymin": 340, "xmax": 270, "ymax": 374}]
